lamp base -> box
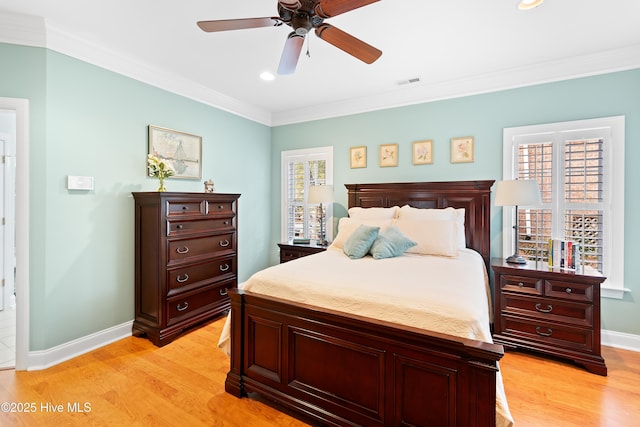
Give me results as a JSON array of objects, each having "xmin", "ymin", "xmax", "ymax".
[{"xmin": 505, "ymin": 254, "xmax": 528, "ymax": 264}]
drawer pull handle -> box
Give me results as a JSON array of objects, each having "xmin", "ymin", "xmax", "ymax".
[
  {"xmin": 535, "ymin": 303, "xmax": 553, "ymax": 313},
  {"xmin": 176, "ymin": 274, "xmax": 189, "ymax": 283},
  {"xmin": 219, "ymin": 240, "xmax": 230, "ymax": 247},
  {"xmin": 518, "ymin": 282, "xmax": 524, "ymax": 288},
  {"xmin": 219, "ymin": 263, "xmax": 230, "ymax": 272},
  {"xmin": 219, "ymin": 288, "xmax": 228, "ymax": 296},
  {"xmin": 566, "ymin": 288, "xmax": 572, "ymax": 294},
  {"xmin": 223, "ymin": 220, "xmax": 230, "ymax": 225},
  {"xmin": 535, "ymin": 327, "xmax": 553, "ymax": 337},
  {"xmin": 176, "ymin": 224, "xmax": 183, "ymax": 229},
  {"xmin": 182, "ymin": 206, "xmax": 188, "ymax": 211},
  {"xmin": 218, "ymin": 205, "xmax": 224, "ymax": 209},
  {"xmin": 177, "ymin": 302, "xmax": 189, "ymax": 312},
  {"xmin": 176, "ymin": 246, "xmax": 189, "ymax": 254}
]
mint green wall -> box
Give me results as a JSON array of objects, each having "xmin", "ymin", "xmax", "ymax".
[
  {"xmin": 271, "ymin": 69, "xmax": 640, "ymax": 337},
  {"xmin": 1, "ymin": 43, "xmax": 272, "ymax": 350}
]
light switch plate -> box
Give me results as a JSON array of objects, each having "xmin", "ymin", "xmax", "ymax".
[{"xmin": 67, "ymin": 175, "xmax": 94, "ymax": 190}]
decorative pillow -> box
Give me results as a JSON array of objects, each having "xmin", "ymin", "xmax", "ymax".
[
  {"xmin": 398, "ymin": 205, "xmax": 466, "ymax": 249},
  {"xmin": 343, "ymin": 224, "xmax": 380, "ymax": 259},
  {"xmin": 330, "ymin": 217, "xmax": 393, "ymax": 249},
  {"xmin": 348, "ymin": 206, "xmax": 399, "ymax": 220},
  {"xmin": 395, "ymin": 218, "xmax": 459, "ymax": 257},
  {"xmin": 369, "ymin": 226, "xmax": 417, "ymax": 260}
]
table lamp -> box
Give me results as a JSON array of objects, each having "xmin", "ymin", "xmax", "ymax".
[{"xmin": 308, "ymin": 185, "xmax": 333, "ymax": 246}]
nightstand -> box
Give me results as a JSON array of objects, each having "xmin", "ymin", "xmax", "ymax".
[
  {"xmin": 278, "ymin": 242, "xmax": 327, "ymax": 263},
  {"xmin": 491, "ymin": 258, "xmax": 607, "ymax": 375}
]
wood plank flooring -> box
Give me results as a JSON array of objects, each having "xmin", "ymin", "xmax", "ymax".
[{"xmin": 0, "ymin": 317, "xmax": 638, "ymax": 426}]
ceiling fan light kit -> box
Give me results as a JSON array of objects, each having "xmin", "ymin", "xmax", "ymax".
[
  {"xmin": 518, "ymin": 0, "xmax": 545, "ymax": 10},
  {"xmin": 197, "ymin": 0, "xmax": 382, "ymax": 75}
]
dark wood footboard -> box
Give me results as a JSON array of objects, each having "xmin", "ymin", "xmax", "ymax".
[{"xmin": 225, "ymin": 289, "xmax": 503, "ymax": 427}]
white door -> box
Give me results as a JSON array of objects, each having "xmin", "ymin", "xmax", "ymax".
[{"xmin": 0, "ymin": 131, "xmax": 16, "ymax": 310}]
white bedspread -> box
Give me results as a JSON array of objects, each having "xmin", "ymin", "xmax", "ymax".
[{"xmin": 219, "ymin": 247, "xmax": 513, "ymax": 427}]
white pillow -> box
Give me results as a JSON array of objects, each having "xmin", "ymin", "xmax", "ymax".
[
  {"xmin": 348, "ymin": 206, "xmax": 399, "ymax": 220},
  {"xmin": 331, "ymin": 217, "xmax": 394, "ymax": 249},
  {"xmin": 398, "ymin": 205, "xmax": 466, "ymax": 249},
  {"xmin": 395, "ymin": 217, "xmax": 459, "ymax": 257}
]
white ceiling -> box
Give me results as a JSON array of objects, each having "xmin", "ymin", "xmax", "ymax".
[{"xmin": 1, "ymin": 0, "xmax": 639, "ymax": 126}]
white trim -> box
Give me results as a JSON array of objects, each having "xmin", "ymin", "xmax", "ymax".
[
  {"xmin": 0, "ymin": 98, "xmax": 30, "ymax": 371},
  {"xmin": 502, "ymin": 116, "xmax": 626, "ymax": 298},
  {"xmin": 602, "ymin": 329, "xmax": 640, "ymax": 353},
  {"xmin": 2, "ymin": 11, "xmax": 640, "ymax": 127},
  {"xmin": 26, "ymin": 321, "xmax": 133, "ymax": 371}
]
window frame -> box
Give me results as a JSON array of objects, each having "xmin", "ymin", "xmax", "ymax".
[
  {"xmin": 280, "ymin": 146, "xmax": 334, "ymax": 243},
  {"xmin": 502, "ymin": 116, "xmax": 626, "ymax": 299}
]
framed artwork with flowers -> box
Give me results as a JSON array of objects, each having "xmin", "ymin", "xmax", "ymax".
[
  {"xmin": 148, "ymin": 125, "xmax": 202, "ymax": 179},
  {"xmin": 379, "ymin": 143, "xmax": 398, "ymax": 167},
  {"xmin": 412, "ymin": 140, "xmax": 433, "ymax": 165},
  {"xmin": 450, "ymin": 136, "xmax": 474, "ymax": 163},
  {"xmin": 350, "ymin": 146, "xmax": 367, "ymax": 168}
]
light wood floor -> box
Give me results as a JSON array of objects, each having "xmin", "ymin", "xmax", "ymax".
[{"xmin": 0, "ymin": 317, "xmax": 638, "ymax": 426}]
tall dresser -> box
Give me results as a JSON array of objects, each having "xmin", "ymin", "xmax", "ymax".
[{"xmin": 132, "ymin": 192, "xmax": 240, "ymax": 346}]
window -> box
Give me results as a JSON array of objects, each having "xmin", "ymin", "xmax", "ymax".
[
  {"xmin": 281, "ymin": 146, "xmax": 333, "ymax": 243},
  {"xmin": 503, "ymin": 116, "xmax": 626, "ymax": 298}
]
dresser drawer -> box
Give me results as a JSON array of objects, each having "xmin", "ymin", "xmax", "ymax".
[
  {"xmin": 167, "ymin": 257, "xmax": 236, "ymax": 296},
  {"xmin": 500, "ymin": 274, "xmax": 543, "ymax": 296},
  {"xmin": 205, "ymin": 201, "xmax": 234, "ymax": 216},
  {"xmin": 167, "ymin": 218, "xmax": 234, "ymax": 236},
  {"xmin": 167, "ymin": 200, "xmax": 205, "ymax": 216},
  {"xmin": 545, "ymin": 280, "xmax": 593, "ymax": 302},
  {"xmin": 500, "ymin": 315, "xmax": 594, "ymax": 353},
  {"xmin": 501, "ymin": 294, "xmax": 593, "ymax": 327},
  {"xmin": 168, "ymin": 233, "xmax": 235, "ymax": 263},
  {"xmin": 167, "ymin": 281, "xmax": 233, "ymax": 326}
]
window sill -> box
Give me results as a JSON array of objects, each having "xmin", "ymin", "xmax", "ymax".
[{"xmin": 602, "ymin": 286, "xmax": 632, "ymax": 300}]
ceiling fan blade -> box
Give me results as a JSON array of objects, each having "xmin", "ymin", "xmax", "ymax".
[
  {"xmin": 315, "ymin": 0, "xmax": 380, "ymax": 18},
  {"xmin": 197, "ymin": 17, "xmax": 282, "ymax": 32},
  {"xmin": 277, "ymin": 33, "xmax": 305, "ymax": 75},
  {"xmin": 315, "ymin": 24, "xmax": 381, "ymax": 64}
]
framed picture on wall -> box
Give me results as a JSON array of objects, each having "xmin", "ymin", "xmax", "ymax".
[
  {"xmin": 379, "ymin": 143, "xmax": 398, "ymax": 167},
  {"xmin": 412, "ymin": 140, "xmax": 433, "ymax": 165},
  {"xmin": 450, "ymin": 136, "xmax": 474, "ymax": 163},
  {"xmin": 148, "ymin": 125, "xmax": 202, "ymax": 179},
  {"xmin": 350, "ymin": 146, "xmax": 367, "ymax": 168}
]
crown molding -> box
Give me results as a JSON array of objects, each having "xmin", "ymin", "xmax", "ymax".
[
  {"xmin": 271, "ymin": 44, "xmax": 640, "ymax": 126},
  {"xmin": 2, "ymin": 11, "xmax": 639, "ymax": 128}
]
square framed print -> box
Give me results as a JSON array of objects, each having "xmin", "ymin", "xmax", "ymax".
[
  {"xmin": 379, "ymin": 143, "xmax": 398, "ymax": 167},
  {"xmin": 350, "ymin": 146, "xmax": 367, "ymax": 168},
  {"xmin": 450, "ymin": 136, "xmax": 474, "ymax": 163},
  {"xmin": 412, "ymin": 140, "xmax": 433, "ymax": 165},
  {"xmin": 148, "ymin": 125, "xmax": 202, "ymax": 179}
]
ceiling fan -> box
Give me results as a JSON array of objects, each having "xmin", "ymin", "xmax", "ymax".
[{"xmin": 197, "ymin": 0, "xmax": 382, "ymax": 75}]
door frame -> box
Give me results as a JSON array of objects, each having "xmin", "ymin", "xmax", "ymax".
[{"xmin": 0, "ymin": 97, "xmax": 29, "ymax": 370}]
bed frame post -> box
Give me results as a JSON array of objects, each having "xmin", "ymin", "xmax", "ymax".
[{"xmin": 224, "ymin": 289, "xmax": 244, "ymax": 397}]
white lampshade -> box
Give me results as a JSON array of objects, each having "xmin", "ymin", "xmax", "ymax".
[
  {"xmin": 494, "ymin": 180, "xmax": 541, "ymax": 207},
  {"xmin": 518, "ymin": 0, "xmax": 544, "ymax": 10},
  {"xmin": 307, "ymin": 185, "xmax": 333, "ymax": 204}
]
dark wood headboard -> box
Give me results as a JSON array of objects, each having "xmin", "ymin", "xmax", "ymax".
[{"xmin": 345, "ymin": 180, "xmax": 495, "ymax": 268}]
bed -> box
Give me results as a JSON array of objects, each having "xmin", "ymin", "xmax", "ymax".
[{"xmin": 222, "ymin": 180, "xmax": 513, "ymax": 427}]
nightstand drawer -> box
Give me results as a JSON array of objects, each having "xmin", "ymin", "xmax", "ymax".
[
  {"xmin": 545, "ymin": 280, "xmax": 593, "ymax": 302},
  {"xmin": 500, "ymin": 315, "xmax": 594, "ymax": 353},
  {"xmin": 500, "ymin": 274, "xmax": 543, "ymax": 296},
  {"xmin": 501, "ymin": 294, "xmax": 593, "ymax": 327}
]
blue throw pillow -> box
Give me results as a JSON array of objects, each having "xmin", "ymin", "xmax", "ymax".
[
  {"xmin": 369, "ymin": 226, "xmax": 417, "ymax": 260},
  {"xmin": 343, "ymin": 224, "xmax": 380, "ymax": 259}
]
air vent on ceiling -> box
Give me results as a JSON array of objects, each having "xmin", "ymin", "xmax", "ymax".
[{"xmin": 398, "ymin": 77, "xmax": 421, "ymax": 86}]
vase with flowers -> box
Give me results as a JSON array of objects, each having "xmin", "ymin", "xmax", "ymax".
[{"xmin": 147, "ymin": 154, "xmax": 175, "ymax": 192}]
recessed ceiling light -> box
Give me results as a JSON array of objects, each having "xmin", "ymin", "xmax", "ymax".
[
  {"xmin": 260, "ymin": 71, "xmax": 275, "ymax": 81},
  {"xmin": 518, "ymin": 0, "xmax": 544, "ymax": 10}
]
